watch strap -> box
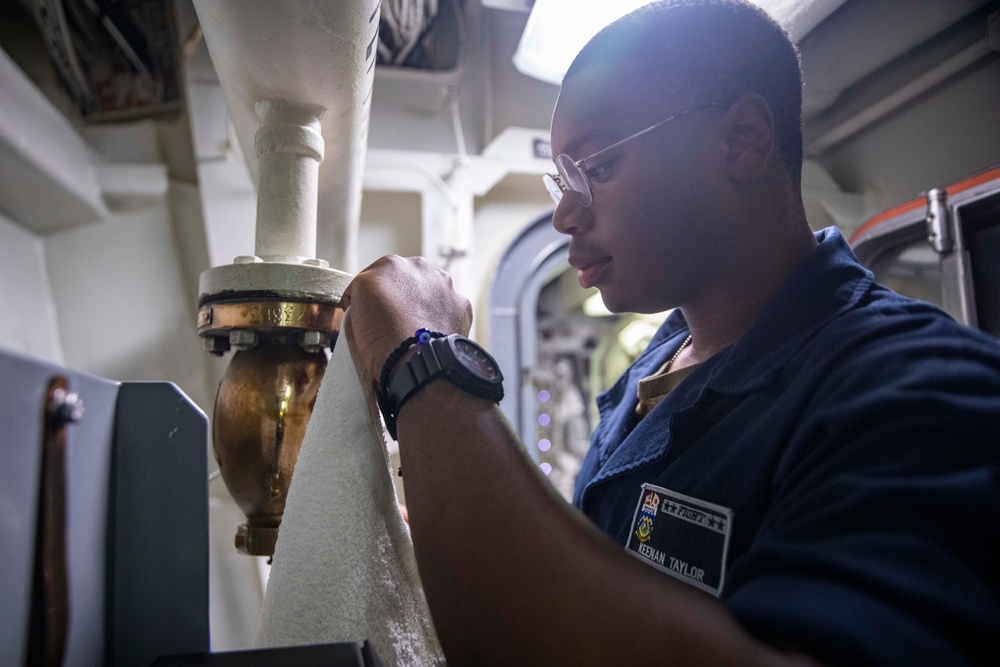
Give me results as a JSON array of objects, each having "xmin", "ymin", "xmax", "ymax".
[
  {"xmin": 387, "ymin": 340, "xmax": 446, "ymax": 419},
  {"xmin": 377, "ymin": 335, "xmax": 503, "ymax": 440},
  {"xmin": 378, "ymin": 329, "xmax": 446, "ymax": 393},
  {"xmin": 377, "ymin": 339, "xmax": 450, "ymax": 441}
]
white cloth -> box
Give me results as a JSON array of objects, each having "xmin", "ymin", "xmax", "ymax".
[{"xmin": 256, "ymin": 313, "xmax": 444, "ymax": 665}]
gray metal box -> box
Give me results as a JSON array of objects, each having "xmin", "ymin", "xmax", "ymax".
[{"xmin": 0, "ymin": 348, "xmax": 209, "ymax": 666}]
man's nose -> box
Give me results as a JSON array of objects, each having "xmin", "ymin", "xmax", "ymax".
[{"xmin": 551, "ymin": 196, "xmax": 592, "ymax": 236}]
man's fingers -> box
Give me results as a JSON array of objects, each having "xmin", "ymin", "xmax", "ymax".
[{"xmin": 341, "ymin": 254, "xmax": 401, "ymax": 307}]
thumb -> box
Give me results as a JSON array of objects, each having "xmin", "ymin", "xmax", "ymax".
[{"xmin": 340, "ymin": 278, "xmax": 354, "ymax": 309}]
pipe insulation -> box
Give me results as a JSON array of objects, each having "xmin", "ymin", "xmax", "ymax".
[
  {"xmin": 254, "ymin": 100, "xmax": 325, "ymax": 262},
  {"xmin": 192, "ymin": 0, "xmax": 381, "ymax": 271}
]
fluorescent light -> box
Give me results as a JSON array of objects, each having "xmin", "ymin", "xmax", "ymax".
[
  {"xmin": 513, "ymin": 0, "xmax": 657, "ymax": 85},
  {"xmin": 512, "ymin": 0, "xmax": 822, "ymax": 85}
]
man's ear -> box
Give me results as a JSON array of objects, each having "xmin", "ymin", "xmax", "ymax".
[{"xmin": 722, "ymin": 93, "xmax": 775, "ymax": 185}]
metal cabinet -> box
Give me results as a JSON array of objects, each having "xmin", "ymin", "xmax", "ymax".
[{"xmin": 0, "ymin": 350, "xmax": 210, "ymax": 666}]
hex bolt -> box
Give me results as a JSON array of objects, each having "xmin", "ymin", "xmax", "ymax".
[
  {"xmin": 230, "ymin": 329, "xmax": 259, "ymax": 350},
  {"xmin": 299, "ymin": 330, "xmax": 326, "ymax": 352},
  {"xmin": 49, "ymin": 388, "xmax": 85, "ymax": 426},
  {"xmin": 203, "ymin": 336, "xmax": 230, "ymax": 356}
]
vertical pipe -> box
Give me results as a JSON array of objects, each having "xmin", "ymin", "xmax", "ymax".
[{"xmin": 254, "ymin": 100, "xmax": 326, "ymax": 262}]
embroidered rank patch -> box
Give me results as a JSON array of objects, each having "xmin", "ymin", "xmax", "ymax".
[{"xmin": 625, "ymin": 483, "xmax": 734, "ymax": 597}]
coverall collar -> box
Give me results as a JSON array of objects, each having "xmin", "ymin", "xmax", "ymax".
[{"xmin": 584, "ymin": 227, "xmax": 874, "ymax": 492}]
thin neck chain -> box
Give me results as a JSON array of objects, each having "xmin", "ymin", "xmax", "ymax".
[{"xmin": 666, "ymin": 334, "xmax": 692, "ymax": 372}]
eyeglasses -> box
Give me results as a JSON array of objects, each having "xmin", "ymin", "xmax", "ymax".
[{"xmin": 543, "ymin": 102, "xmax": 725, "ymax": 207}]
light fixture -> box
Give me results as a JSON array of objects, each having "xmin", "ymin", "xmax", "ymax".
[
  {"xmin": 513, "ymin": 0, "xmax": 657, "ymax": 85},
  {"xmin": 512, "ymin": 0, "xmax": 829, "ymax": 85}
]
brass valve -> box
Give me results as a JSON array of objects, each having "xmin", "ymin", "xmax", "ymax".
[
  {"xmin": 199, "ymin": 298, "xmax": 344, "ymax": 556},
  {"xmin": 212, "ymin": 339, "xmax": 328, "ymax": 556}
]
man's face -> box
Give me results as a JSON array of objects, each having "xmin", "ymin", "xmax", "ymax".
[{"xmin": 549, "ymin": 63, "xmax": 731, "ymax": 314}]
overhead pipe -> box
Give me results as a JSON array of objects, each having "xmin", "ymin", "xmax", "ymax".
[
  {"xmin": 253, "ymin": 100, "xmax": 326, "ymax": 263},
  {"xmin": 192, "ymin": 0, "xmax": 380, "ymax": 270}
]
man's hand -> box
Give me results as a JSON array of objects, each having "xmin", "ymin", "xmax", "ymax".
[{"xmin": 341, "ymin": 255, "xmax": 473, "ymax": 383}]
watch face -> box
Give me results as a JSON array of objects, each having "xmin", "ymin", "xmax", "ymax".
[{"xmin": 453, "ymin": 338, "xmax": 500, "ymax": 381}]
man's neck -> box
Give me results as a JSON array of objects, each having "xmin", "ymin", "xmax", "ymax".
[{"xmin": 673, "ymin": 218, "xmax": 817, "ymax": 369}]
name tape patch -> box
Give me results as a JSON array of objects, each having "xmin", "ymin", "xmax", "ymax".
[{"xmin": 625, "ymin": 483, "xmax": 734, "ymax": 597}]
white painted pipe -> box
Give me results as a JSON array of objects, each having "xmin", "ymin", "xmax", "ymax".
[
  {"xmin": 192, "ymin": 0, "xmax": 380, "ymax": 271},
  {"xmin": 254, "ymin": 100, "xmax": 326, "ymax": 262}
]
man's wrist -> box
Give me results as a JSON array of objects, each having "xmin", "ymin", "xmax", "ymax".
[{"xmin": 396, "ymin": 378, "xmax": 494, "ymax": 433}]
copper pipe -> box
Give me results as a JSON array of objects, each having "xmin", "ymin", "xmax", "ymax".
[{"xmin": 27, "ymin": 376, "xmax": 77, "ymax": 667}]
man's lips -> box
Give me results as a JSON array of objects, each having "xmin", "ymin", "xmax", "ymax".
[{"xmin": 570, "ymin": 255, "xmax": 612, "ymax": 289}]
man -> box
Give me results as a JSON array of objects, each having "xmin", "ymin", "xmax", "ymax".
[{"xmin": 343, "ymin": 1, "xmax": 1000, "ymax": 664}]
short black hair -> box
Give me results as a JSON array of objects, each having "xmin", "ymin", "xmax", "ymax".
[{"xmin": 566, "ymin": 0, "xmax": 804, "ymax": 189}]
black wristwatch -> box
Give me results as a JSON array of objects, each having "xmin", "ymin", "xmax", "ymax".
[{"xmin": 377, "ymin": 334, "xmax": 504, "ymax": 440}]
